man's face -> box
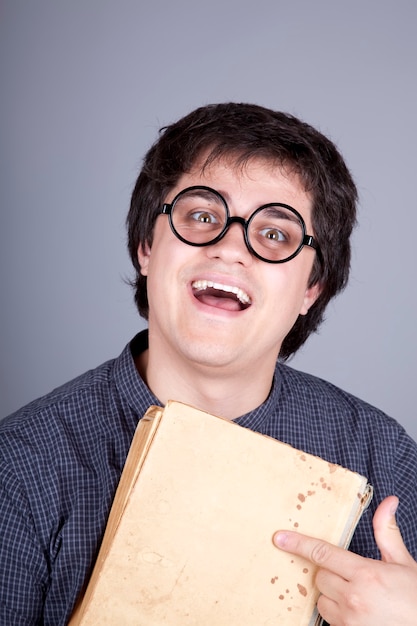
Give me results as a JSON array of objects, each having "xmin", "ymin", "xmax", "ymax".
[{"xmin": 138, "ymin": 156, "xmax": 321, "ymax": 378}]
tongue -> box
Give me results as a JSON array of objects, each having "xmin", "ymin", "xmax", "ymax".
[{"xmin": 195, "ymin": 290, "xmax": 242, "ymax": 311}]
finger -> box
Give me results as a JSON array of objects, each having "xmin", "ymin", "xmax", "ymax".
[
  {"xmin": 373, "ymin": 496, "xmax": 415, "ymax": 566},
  {"xmin": 316, "ymin": 593, "xmax": 340, "ymax": 626},
  {"xmin": 273, "ymin": 530, "xmax": 360, "ymax": 580}
]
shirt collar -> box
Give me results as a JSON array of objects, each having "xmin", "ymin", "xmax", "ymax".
[
  {"xmin": 233, "ymin": 370, "xmax": 282, "ymax": 434},
  {"xmin": 113, "ymin": 330, "xmax": 160, "ymax": 421}
]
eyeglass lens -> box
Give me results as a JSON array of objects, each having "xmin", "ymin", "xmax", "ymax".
[{"xmin": 169, "ymin": 187, "xmax": 305, "ymax": 263}]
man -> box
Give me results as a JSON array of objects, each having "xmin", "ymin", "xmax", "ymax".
[{"xmin": 1, "ymin": 103, "xmax": 416, "ymax": 625}]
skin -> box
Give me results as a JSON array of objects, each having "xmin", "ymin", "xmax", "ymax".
[{"xmin": 136, "ymin": 155, "xmax": 321, "ymax": 419}]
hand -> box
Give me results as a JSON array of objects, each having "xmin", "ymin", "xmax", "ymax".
[{"xmin": 273, "ymin": 496, "xmax": 417, "ymax": 625}]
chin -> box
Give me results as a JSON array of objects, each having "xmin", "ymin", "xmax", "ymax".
[{"xmin": 180, "ymin": 341, "xmax": 240, "ymax": 370}]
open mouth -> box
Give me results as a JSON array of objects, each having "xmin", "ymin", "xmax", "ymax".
[{"xmin": 191, "ymin": 280, "xmax": 252, "ymax": 311}]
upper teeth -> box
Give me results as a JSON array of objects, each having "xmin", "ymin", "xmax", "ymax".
[{"xmin": 192, "ymin": 280, "xmax": 251, "ymax": 305}]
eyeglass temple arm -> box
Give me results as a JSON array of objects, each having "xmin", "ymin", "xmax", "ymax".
[{"xmin": 303, "ymin": 234, "xmax": 319, "ymax": 250}]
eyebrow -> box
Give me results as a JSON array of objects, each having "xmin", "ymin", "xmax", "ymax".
[
  {"xmin": 184, "ymin": 188, "xmax": 224, "ymax": 203},
  {"xmin": 261, "ymin": 205, "xmax": 300, "ymax": 223}
]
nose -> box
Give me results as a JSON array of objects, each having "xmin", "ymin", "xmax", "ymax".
[{"xmin": 205, "ymin": 217, "xmax": 253, "ymax": 265}]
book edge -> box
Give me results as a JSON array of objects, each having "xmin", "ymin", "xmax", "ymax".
[{"xmin": 68, "ymin": 405, "xmax": 163, "ymax": 624}]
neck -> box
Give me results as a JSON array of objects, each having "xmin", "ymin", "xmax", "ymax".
[{"xmin": 135, "ymin": 337, "xmax": 275, "ymax": 421}]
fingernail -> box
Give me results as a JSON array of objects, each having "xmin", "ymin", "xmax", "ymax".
[{"xmin": 390, "ymin": 501, "xmax": 398, "ymax": 516}]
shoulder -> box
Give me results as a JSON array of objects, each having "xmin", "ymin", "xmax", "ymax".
[
  {"xmin": 1, "ymin": 331, "xmax": 153, "ymax": 440},
  {"xmin": 276, "ymin": 362, "xmax": 405, "ymax": 436},
  {"xmin": 273, "ymin": 362, "xmax": 417, "ymax": 497},
  {"xmin": 0, "ymin": 357, "xmax": 116, "ymax": 438},
  {"xmin": 0, "ymin": 358, "xmax": 122, "ymax": 504},
  {"xmin": 0, "ymin": 336, "xmax": 153, "ymax": 473}
]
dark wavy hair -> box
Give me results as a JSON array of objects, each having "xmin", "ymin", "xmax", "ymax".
[{"xmin": 127, "ymin": 103, "xmax": 357, "ymax": 359}]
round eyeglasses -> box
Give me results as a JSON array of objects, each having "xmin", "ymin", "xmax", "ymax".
[{"xmin": 161, "ymin": 186, "xmax": 320, "ymax": 264}]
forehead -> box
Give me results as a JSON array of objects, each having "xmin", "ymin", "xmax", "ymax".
[
  {"xmin": 197, "ymin": 151, "xmax": 304, "ymax": 182},
  {"xmin": 170, "ymin": 153, "xmax": 312, "ymax": 208}
]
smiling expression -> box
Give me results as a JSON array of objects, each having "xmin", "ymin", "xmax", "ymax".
[{"xmin": 138, "ymin": 155, "xmax": 321, "ymax": 378}]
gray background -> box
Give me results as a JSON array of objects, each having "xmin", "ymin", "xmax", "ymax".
[{"xmin": 1, "ymin": 1, "xmax": 416, "ymax": 440}]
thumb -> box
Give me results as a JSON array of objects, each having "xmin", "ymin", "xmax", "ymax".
[{"xmin": 373, "ymin": 496, "xmax": 414, "ymax": 565}]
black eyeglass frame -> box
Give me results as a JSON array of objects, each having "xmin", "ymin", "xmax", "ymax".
[{"xmin": 161, "ymin": 185, "xmax": 320, "ymax": 264}]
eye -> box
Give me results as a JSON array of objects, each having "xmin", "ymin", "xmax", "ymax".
[
  {"xmin": 259, "ymin": 227, "xmax": 287, "ymax": 242},
  {"xmin": 190, "ymin": 210, "xmax": 220, "ymax": 224}
]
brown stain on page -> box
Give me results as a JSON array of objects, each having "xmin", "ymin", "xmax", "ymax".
[{"xmin": 297, "ymin": 583, "xmax": 307, "ymax": 597}]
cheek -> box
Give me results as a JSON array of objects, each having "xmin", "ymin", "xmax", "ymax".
[
  {"xmin": 145, "ymin": 235, "xmax": 192, "ymax": 296},
  {"xmin": 140, "ymin": 221, "xmax": 175, "ymax": 277},
  {"xmin": 265, "ymin": 265, "xmax": 313, "ymax": 314}
]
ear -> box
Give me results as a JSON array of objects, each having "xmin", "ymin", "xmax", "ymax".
[
  {"xmin": 137, "ymin": 242, "xmax": 151, "ymax": 277},
  {"xmin": 299, "ymin": 281, "xmax": 322, "ymax": 316}
]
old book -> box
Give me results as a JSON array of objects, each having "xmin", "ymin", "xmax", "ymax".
[{"xmin": 69, "ymin": 400, "xmax": 372, "ymax": 626}]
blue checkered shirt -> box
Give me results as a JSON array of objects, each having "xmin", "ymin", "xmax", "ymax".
[{"xmin": 1, "ymin": 330, "xmax": 416, "ymax": 625}]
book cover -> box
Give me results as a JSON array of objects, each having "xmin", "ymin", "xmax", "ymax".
[{"xmin": 69, "ymin": 400, "xmax": 372, "ymax": 625}]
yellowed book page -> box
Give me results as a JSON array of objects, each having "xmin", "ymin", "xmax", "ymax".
[{"xmin": 71, "ymin": 400, "xmax": 371, "ymax": 626}]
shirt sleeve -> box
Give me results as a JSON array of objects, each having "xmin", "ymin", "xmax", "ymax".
[
  {"xmin": 393, "ymin": 428, "xmax": 417, "ymax": 560},
  {"xmin": 0, "ymin": 459, "xmax": 48, "ymax": 625}
]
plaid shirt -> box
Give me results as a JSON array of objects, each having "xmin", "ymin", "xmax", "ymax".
[{"xmin": 1, "ymin": 330, "xmax": 416, "ymax": 625}]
